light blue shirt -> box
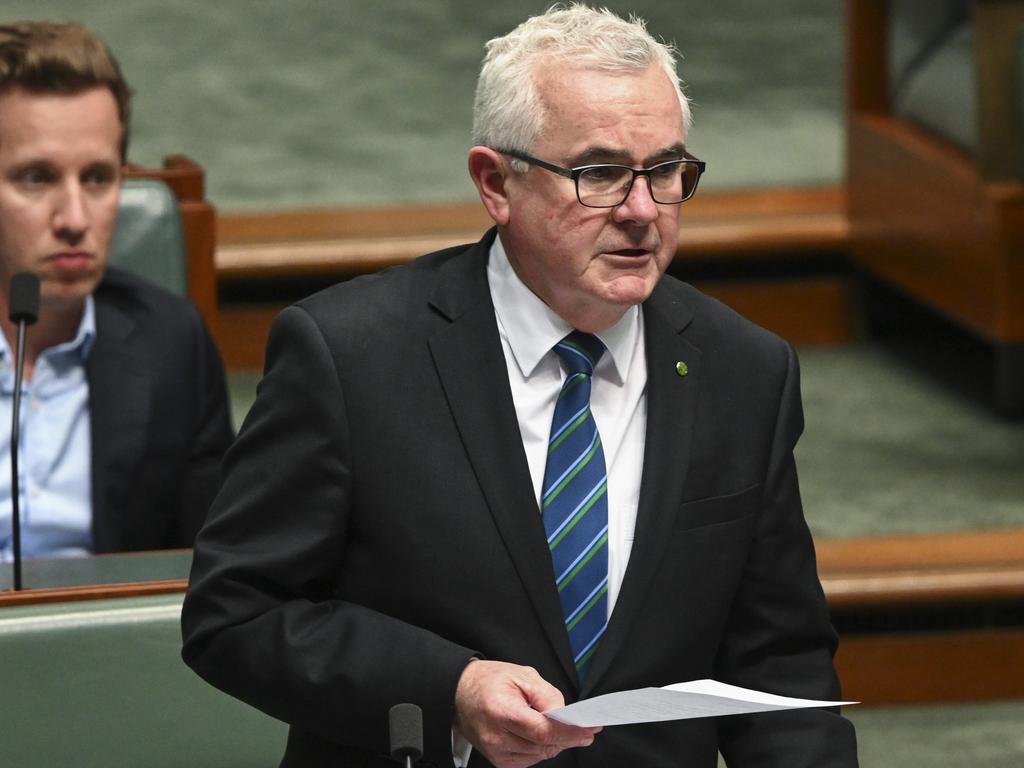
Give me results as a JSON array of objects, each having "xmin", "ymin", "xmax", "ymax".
[{"xmin": 0, "ymin": 297, "xmax": 95, "ymax": 561}]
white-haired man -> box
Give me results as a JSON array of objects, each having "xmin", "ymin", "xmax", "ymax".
[{"xmin": 183, "ymin": 5, "xmax": 858, "ymax": 767}]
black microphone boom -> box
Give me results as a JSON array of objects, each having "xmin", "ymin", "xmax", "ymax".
[
  {"xmin": 389, "ymin": 702, "xmax": 423, "ymax": 767},
  {"xmin": 8, "ymin": 271, "xmax": 40, "ymax": 591}
]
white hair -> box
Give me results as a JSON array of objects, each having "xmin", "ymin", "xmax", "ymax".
[{"xmin": 471, "ymin": 3, "xmax": 692, "ymax": 163}]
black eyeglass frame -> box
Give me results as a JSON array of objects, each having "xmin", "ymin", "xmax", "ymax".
[{"xmin": 497, "ymin": 147, "xmax": 707, "ymax": 208}]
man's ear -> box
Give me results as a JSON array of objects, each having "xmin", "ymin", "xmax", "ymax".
[{"xmin": 468, "ymin": 147, "xmax": 511, "ymax": 225}]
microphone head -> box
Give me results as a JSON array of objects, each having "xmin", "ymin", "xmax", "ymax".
[
  {"xmin": 9, "ymin": 272, "xmax": 40, "ymax": 325},
  {"xmin": 389, "ymin": 702, "xmax": 423, "ymax": 762}
]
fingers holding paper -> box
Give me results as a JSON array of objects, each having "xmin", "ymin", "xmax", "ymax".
[{"xmin": 453, "ymin": 659, "xmax": 601, "ymax": 768}]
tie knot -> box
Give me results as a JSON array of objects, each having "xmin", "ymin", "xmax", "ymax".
[{"xmin": 554, "ymin": 331, "xmax": 605, "ymax": 377}]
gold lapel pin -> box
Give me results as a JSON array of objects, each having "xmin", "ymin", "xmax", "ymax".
[{"xmin": 675, "ymin": 361, "xmax": 689, "ymax": 377}]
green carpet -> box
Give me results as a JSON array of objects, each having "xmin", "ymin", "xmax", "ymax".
[
  {"xmin": 849, "ymin": 700, "xmax": 1024, "ymax": 768},
  {"xmin": 7, "ymin": 0, "xmax": 843, "ymax": 210}
]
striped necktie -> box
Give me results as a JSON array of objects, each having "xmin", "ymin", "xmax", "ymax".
[{"xmin": 541, "ymin": 331, "xmax": 608, "ymax": 681}]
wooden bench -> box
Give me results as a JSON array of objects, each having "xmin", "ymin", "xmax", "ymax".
[
  {"xmin": 214, "ymin": 184, "xmax": 855, "ymax": 368},
  {"xmin": 5, "ymin": 526, "xmax": 1023, "ymax": 708}
]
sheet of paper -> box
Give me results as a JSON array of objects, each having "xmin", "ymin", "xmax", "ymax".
[{"xmin": 546, "ymin": 679, "xmax": 856, "ymax": 727}]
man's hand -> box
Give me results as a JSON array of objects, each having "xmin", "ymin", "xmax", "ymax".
[{"xmin": 453, "ymin": 659, "xmax": 601, "ymax": 768}]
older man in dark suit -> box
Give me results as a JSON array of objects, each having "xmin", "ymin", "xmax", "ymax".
[{"xmin": 182, "ymin": 6, "xmax": 858, "ymax": 767}]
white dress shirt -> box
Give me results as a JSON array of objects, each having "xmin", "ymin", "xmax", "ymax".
[
  {"xmin": 0, "ymin": 296, "xmax": 95, "ymax": 561},
  {"xmin": 454, "ymin": 238, "xmax": 650, "ymax": 766},
  {"xmin": 486, "ymin": 235, "xmax": 648, "ymax": 615}
]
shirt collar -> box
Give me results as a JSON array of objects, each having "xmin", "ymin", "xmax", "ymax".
[
  {"xmin": 0, "ymin": 294, "xmax": 96, "ymax": 365},
  {"xmin": 486, "ymin": 235, "xmax": 641, "ymax": 384}
]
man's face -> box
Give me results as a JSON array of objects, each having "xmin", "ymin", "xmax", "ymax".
[
  {"xmin": 0, "ymin": 87, "xmax": 122, "ymax": 314},
  {"xmin": 501, "ymin": 64, "xmax": 687, "ymax": 331}
]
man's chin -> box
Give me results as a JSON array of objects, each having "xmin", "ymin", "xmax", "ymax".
[
  {"xmin": 40, "ymin": 276, "xmax": 100, "ymax": 312},
  {"xmin": 598, "ymin": 271, "xmax": 660, "ymax": 306}
]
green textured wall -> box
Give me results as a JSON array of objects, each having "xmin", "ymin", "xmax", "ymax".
[{"xmin": 2, "ymin": 1, "xmax": 843, "ymax": 210}]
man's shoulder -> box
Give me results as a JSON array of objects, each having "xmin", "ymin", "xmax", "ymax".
[
  {"xmin": 93, "ymin": 266, "xmax": 207, "ymax": 340},
  {"xmin": 651, "ymin": 274, "xmax": 788, "ymax": 352},
  {"xmin": 96, "ymin": 266, "xmax": 201, "ymax": 317},
  {"xmin": 295, "ymin": 232, "xmax": 492, "ymax": 325}
]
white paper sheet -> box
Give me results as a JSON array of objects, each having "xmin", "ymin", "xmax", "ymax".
[{"xmin": 545, "ymin": 679, "xmax": 856, "ymax": 727}]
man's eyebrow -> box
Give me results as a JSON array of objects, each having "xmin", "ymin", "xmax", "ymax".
[
  {"xmin": 6, "ymin": 158, "xmax": 58, "ymax": 176},
  {"xmin": 570, "ymin": 142, "xmax": 688, "ymax": 167},
  {"xmin": 571, "ymin": 146, "xmax": 632, "ymax": 166}
]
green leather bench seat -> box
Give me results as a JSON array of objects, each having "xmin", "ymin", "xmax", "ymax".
[
  {"xmin": 0, "ymin": 595, "xmax": 286, "ymax": 767},
  {"xmin": 3, "ymin": 591, "xmax": 1024, "ymax": 765}
]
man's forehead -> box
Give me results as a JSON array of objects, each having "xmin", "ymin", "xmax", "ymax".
[
  {"xmin": 532, "ymin": 65, "xmax": 686, "ymax": 161},
  {"xmin": 0, "ymin": 87, "xmax": 122, "ymax": 159}
]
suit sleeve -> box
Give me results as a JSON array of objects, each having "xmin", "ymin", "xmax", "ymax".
[
  {"xmin": 174, "ymin": 309, "xmax": 235, "ymax": 546},
  {"xmin": 180, "ymin": 305, "xmax": 475, "ymax": 763},
  {"xmin": 715, "ymin": 344, "xmax": 859, "ymax": 767}
]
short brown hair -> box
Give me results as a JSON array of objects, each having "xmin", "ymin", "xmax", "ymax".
[{"xmin": 0, "ymin": 21, "xmax": 132, "ymax": 158}]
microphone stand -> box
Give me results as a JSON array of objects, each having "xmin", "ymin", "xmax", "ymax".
[
  {"xmin": 7, "ymin": 271, "xmax": 40, "ymax": 591},
  {"xmin": 10, "ymin": 316, "xmax": 28, "ymax": 590}
]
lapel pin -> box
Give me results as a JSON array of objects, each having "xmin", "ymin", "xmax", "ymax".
[{"xmin": 675, "ymin": 361, "xmax": 689, "ymax": 377}]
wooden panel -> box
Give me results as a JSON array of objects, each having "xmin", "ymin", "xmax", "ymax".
[
  {"xmin": 846, "ymin": 0, "xmax": 889, "ymax": 115},
  {"xmin": 696, "ymin": 278, "xmax": 856, "ymax": 346},
  {"xmin": 848, "ymin": 114, "xmax": 1024, "ymax": 342},
  {"xmin": 974, "ymin": 0, "xmax": 1024, "ymax": 180},
  {"xmin": 837, "ymin": 629, "xmax": 1024, "ymax": 705},
  {"xmin": 217, "ymin": 304, "xmax": 286, "ymax": 371},
  {"xmin": 216, "ymin": 185, "xmax": 848, "ymax": 280}
]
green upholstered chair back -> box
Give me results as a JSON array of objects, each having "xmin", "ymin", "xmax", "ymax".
[{"xmin": 109, "ymin": 178, "xmax": 188, "ymax": 296}]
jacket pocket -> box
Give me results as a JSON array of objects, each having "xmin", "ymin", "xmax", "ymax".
[{"xmin": 674, "ymin": 483, "xmax": 761, "ymax": 531}]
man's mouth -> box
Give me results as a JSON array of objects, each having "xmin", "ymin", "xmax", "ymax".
[{"xmin": 47, "ymin": 251, "xmax": 93, "ymax": 272}]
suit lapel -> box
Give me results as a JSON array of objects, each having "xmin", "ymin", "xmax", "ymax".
[
  {"xmin": 88, "ymin": 293, "xmax": 150, "ymax": 551},
  {"xmin": 427, "ymin": 234, "xmax": 578, "ymax": 681},
  {"xmin": 582, "ymin": 282, "xmax": 702, "ymax": 693}
]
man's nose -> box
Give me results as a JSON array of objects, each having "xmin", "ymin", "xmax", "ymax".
[
  {"xmin": 53, "ymin": 182, "xmax": 89, "ymax": 240},
  {"xmin": 613, "ymin": 175, "xmax": 659, "ymax": 224}
]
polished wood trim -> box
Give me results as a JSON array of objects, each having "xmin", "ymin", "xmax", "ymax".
[
  {"xmin": 5, "ymin": 527, "xmax": 1022, "ymax": 609},
  {"xmin": 846, "ymin": 0, "xmax": 888, "ymax": 115},
  {"xmin": 818, "ymin": 528, "xmax": 1024, "ymax": 608},
  {"xmin": 819, "ymin": 528, "xmax": 1024, "ymax": 570},
  {"xmin": 837, "ymin": 629, "xmax": 1024, "ymax": 705},
  {"xmin": 215, "ymin": 185, "xmax": 848, "ymax": 280},
  {"xmin": 0, "ymin": 579, "xmax": 187, "ymax": 608}
]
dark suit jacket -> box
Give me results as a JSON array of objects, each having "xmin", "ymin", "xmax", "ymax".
[
  {"xmin": 87, "ymin": 267, "xmax": 234, "ymax": 553},
  {"xmin": 182, "ymin": 231, "xmax": 857, "ymax": 767}
]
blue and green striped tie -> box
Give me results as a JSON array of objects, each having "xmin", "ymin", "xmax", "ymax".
[{"xmin": 542, "ymin": 331, "xmax": 608, "ymax": 681}]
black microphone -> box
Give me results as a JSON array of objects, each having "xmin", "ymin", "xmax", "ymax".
[
  {"xmin": 8, "ymin": 271, "xmax": 40, "ymax": 591},
  {"xmin": 389, "ymin": 702, "xmax": 423, "ymax": 767}
]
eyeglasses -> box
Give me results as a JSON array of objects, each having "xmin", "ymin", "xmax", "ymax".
[{"xmin": 498, "ymin": 148, "xmax": 706, "ymax": 208}]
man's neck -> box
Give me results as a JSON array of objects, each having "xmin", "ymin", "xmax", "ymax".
[{"xmin": 1, "ymin": 299, "xmax": 85, "ymax": 380}]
